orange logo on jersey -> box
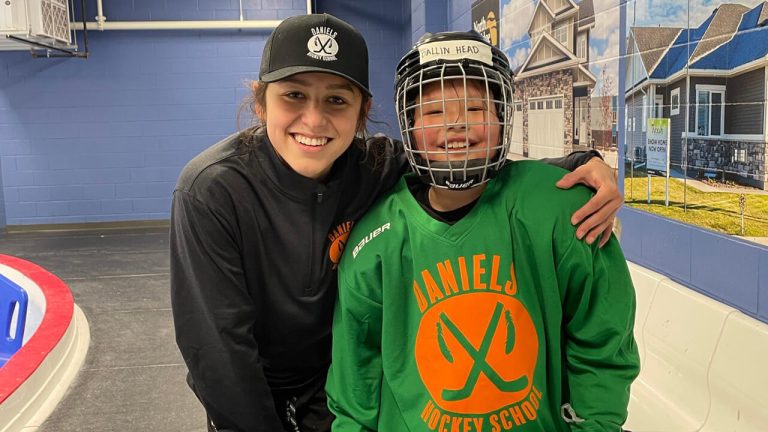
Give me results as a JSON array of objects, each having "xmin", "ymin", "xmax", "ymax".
[
  {"xmin": 415, "ymin": 292, "xmax": 538, "ymax": 415},
  {"xmin": 328, "ymin": 221, "xmax": 354, "ymax": 268}
]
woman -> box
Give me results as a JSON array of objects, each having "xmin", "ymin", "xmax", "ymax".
[{"xmin": 170, "ymin": 13, "xmax": 622, "ymax": 432}]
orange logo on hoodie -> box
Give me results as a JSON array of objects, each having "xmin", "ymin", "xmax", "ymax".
[{"xmin": 328, "ymin": 221, "xmax": 354, "ymax": 268}]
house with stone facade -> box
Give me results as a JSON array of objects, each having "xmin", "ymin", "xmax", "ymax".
[
  {"xmin": 510, "ymin": 0, "xmax": 596, "ymax": 159},
  {"xmin": 626, "ymin": 2, "xmax": 768, "ymax": 189}
]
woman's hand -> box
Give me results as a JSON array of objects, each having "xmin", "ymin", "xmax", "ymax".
[{"xmin": 556, "ymin": 157, "xmax": 622, "ymax": 247}]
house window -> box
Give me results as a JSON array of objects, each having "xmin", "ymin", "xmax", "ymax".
[
  {"xmin": 553, "ymin": 21, "xmax": 568, "ymax": 45},
  {"xmin": 577, "ymin": 33, "xmax": 587, "ymax": 60},
  {"xmin": 554, "ymin": 99, "xmax": 562, "ymax": 109},
  {"xmin": 546, "ymin": 100, "xmax": 553, "ymax": 109},
  {"xmin": 530, "ymin": 101, "xmax": 536, "ymax": 110},
  {"xmin": 671, "ymin": 88, "xmax": 680, "ymax": 115},
  {"xmin": 537, "ymin": 101, "xmax": 544, "ymax": 110},
  {"xmin": 696, "ymin": 85, "xmax": 725, "ymax": 137},
  {"xmin": 515, "ymin": 103, "xmax": 523, "ymax": 112},
  {"xmin": 733, "ymin": 148, "xmax": 747, "ymax": 163}
]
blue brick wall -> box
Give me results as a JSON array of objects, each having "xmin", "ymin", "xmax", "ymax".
[
  {"xmin": 410, "ymin": 0, "xmax": 473, "ymax": 45},
  {"xmin": 80, "ymin": 0, "xmax": 309, "ymax": 21},
  {"xmin": 315, "ymin": 0, "xmax": 408, "ymax": 136},
  {"xmin": 411, "ymin": 0, "xmax": 427, "ymax": 44},
  {"xmin": 410, "ymin": 0, "xmax": 450, "ymax": 45},
  {"xmin": 0, "ymin": 0, "xmax": 392, "ymax": 231},
  {"xmin": 0, "ymin": 97, "xmax": 5, "ymax": 228},
  {"xmin": 0, "ymin": 0, "xmax": 409, "ymax": 226},
  {"xmin": 449, "ymin": 0, "xmax": 472, "ymax": 31},
  {"xmin": 424, "ymin": 0, "xmax": 448, "ymax": 34},
  {"xmin": 0, "ymin": 29, "xmax": 264, "ymax": 225},
  {"xmin": 0, "ymin": 155, "xmax": 5, "ymax": 228}
]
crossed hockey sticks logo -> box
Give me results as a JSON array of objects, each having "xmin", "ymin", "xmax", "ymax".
[
  {"xmin": 437, "ymin": 302, "xmax": 529, "ymax": 401},
  {"xmin": 311, "ymin": 36, "xmax": 335, "ymax": 55}
]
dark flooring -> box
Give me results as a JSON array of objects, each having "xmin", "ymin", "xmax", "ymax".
[{"xmin": 1, "ymin": 227, "xmax": 206, "ymax": 431}]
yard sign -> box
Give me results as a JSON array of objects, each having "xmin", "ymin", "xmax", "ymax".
[{"xmin": 646, "ymin": 118, "xmax": 671, "ymax": 206}]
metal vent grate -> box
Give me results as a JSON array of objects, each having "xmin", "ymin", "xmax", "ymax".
[{"xmin": 39, "ymin": 0, "xmax": 70, "ymax": 43}]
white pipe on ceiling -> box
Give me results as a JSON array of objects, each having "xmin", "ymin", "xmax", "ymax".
[
  {"xmin": 70, "ymin": 20, "xmax": 282, "ymax": 30},
  {"xmin": 95, "ymin": 0, "xmax": 106, "ymax": 30},
  {"xmin": 72, "ymin": 0, "xmax": 312, "ymax": 31}
]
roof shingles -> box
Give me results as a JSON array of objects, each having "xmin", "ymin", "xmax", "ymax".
[
  {"xmin": 690, "ymin": 3, "xmax": 750, "ymax": 61},
  {"xmin": 638, "ymin": 2, "xmax": 768, "ymax": 80},
  {"xmin": 631, "ymin": 27, "xmax": 682, "ymax": 74},
  {"xmin": 759, "ymin": 1, "xmax": 768, "ymax": 25},
  {"xmin": 693, "ymin": 2, "xmax": 768, "ymax": 70},
  {"xmin": 650, "ymin": 13, "xmax": 713, "ymax": 79}
]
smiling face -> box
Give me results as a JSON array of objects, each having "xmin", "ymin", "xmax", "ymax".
[
  {"xmin": 257, "ymin": 72, "xmax": 368, "ymax": 180},
  {"xmin": 411, "ymin": 79, "xmax": 501, "ymax": 163}
]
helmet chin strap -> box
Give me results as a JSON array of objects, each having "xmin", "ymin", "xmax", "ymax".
[{"xmin": 414, "ymin": 157, "xmax": 502, "ymax": 190}]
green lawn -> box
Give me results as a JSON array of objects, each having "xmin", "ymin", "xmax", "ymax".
[{"xmin": 624, "ymin": 176, "xmax": 768, "ymax": 237}]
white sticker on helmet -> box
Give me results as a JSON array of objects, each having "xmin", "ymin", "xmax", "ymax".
[{"xmin": 418, "ymin": 40, "xmax": 493, "ymax": 66}]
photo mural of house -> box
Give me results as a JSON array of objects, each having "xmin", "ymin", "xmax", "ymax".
[
  {"xmin": 591, "ymin": 94, "xmax": 618, "ymax": 150},
  {"xmin": 502, "ymin": 0, "xmax": 599, "ymax": 160},
  {"xmin": 626, "ymin": 1, "xmax": 768, "ymax": 190}
]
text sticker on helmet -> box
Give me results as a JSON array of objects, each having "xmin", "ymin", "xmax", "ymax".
[{"xmin": 418, "ymin": 40, "xmax": 493, "ymax": 66}]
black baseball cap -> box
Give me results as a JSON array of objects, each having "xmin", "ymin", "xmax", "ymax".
[{"xmin": 259, "ymin": 14, "xmax": 371, "ymax": 96}]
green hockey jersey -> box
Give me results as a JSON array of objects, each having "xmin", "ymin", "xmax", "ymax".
[{"xmin": 327, "ymin": 160, "xmax": 640, "ymax": 432}]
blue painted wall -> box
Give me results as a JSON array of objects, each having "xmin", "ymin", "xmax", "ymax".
[
  {"xmin": 0, "ymin": 0, "xmax": 407, "ymax": 226},
  {"xmin": 410, "ymin": 0, "xmax": 470, "ymax": 45},
  {"xmin": 620, "ymin": 207, "xmax": 768, "ymax": 324},
  {"xmin": 316, "ymin": 0, "xmax": 410, "ymax": 134},
  {"xmin": 449, "ymin": 0, "xmax": 472, "ymax": 30},
  {"xmin": 0, "ymin": 151, "xmax": 5, "ymax": 228}
]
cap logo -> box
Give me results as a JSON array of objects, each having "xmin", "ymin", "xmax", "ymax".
[{"xmin": 307, "ymin": 27, "xmax": 339, "ymax": 61}]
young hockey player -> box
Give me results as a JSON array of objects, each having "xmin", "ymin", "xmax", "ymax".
[{"xmin": 326, "ymin": 30, "xmax": 640, "ymax": 432}]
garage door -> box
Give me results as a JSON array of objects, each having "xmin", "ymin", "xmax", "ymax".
[
  {"xmin": 509, "ymin": 102, "xmax": 524, "ymax": 157},
  {"xmin": 527, "ymin": 96, "xmax": 564, "ymax": 159}
]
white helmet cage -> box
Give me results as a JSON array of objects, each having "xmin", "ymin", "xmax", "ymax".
[{"xmin": 395, "ymin": 31, "xmax": 515, "ymax": 190}]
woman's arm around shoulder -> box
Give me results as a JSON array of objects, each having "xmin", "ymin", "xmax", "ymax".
[{"xmin": 544, "ymin": 150, "xmax": 623, "ymax": 248}]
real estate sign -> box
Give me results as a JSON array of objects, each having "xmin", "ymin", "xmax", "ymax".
[
  {"xmin": 646, "ymin": 118, "xmax": 670, "ymax": 174},
  {"xmin": 646, "ymin": 118, "xmax": 671, "ymax": 206}
]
